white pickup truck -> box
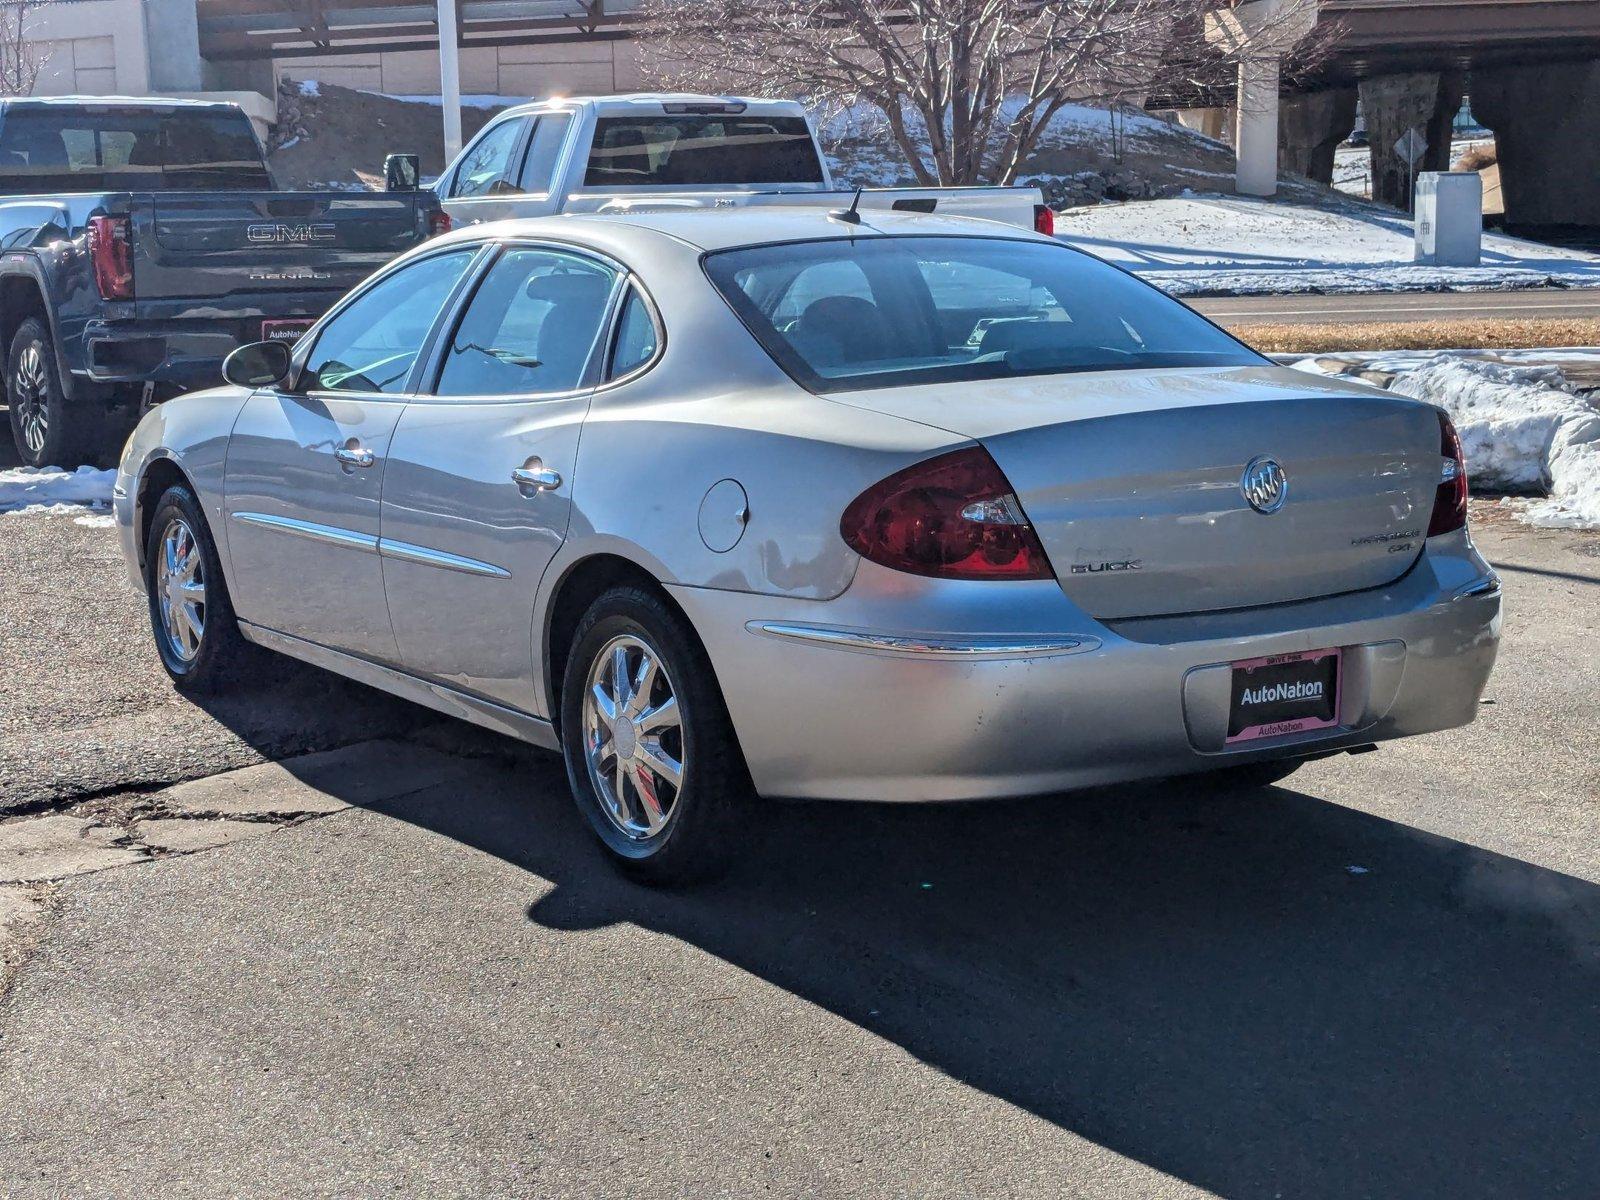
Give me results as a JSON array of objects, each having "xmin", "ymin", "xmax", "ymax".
[{"xmin": 434, "ymin": 93, "xmax": 1052, "ymax": 234}]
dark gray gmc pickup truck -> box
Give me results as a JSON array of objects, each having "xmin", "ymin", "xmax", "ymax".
[{"xmin": 0, "ymin": 96, "xmax": 445, "ymax": 467}]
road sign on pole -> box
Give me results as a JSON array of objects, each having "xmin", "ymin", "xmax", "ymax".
[{"xmin": 1394, "ymin": 128, "xmax": 1428, "ymax": 214}]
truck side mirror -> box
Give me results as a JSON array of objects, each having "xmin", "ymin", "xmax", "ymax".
[
  {"xmin": 223, "ymin": 340, "xmax": 292, "ymax": 389},
  {"xmin": 384, "ymin": 153, "xmax": 421, "ymax": 191}
]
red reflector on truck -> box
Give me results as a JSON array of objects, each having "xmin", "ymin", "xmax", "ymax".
[{"xmin": 1033, "ymin": 204, "xmax": 1055, "ymax": 237}]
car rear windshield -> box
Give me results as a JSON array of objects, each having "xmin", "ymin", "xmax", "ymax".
[
  {"xmin": 0, "ymin": 107, "xmax": 271, "ymax": 191},
  {"xmin": 703, "ymin": 236, "xmax": 1264, "ymax": 392},
  {"xmin": 584, "ymin": 115, "xmax": 823, "ymax": 187}
]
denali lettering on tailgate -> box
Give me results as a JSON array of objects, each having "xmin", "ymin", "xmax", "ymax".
[{"xmin": 246, "ymin": 222, "xmax": 337, "ymax": 245}]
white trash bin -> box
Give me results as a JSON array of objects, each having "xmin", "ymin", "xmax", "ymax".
[{"xmin": 1414, "ymin": 171, "xmax": 1483, "ymax": 267}]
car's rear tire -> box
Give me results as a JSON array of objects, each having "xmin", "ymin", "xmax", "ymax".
[
  {"xmin": 144, "ymin": 484, "xmax": 258, "ymax": 694},
  {"xmin": 559, "ymin": 585, "xmax": 748, "ymax": 885},
  {"xmin": 7, "ymin": 318, "xmax": 95, "ymax": 469}
]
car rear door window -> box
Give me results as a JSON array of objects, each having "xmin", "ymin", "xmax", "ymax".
[
  {"xmin": 300, "ymin": 250, "xmax": 475, "ymax": 394},
  {"xmin": 449, "ymin": 118, "xmax": 526, "ymax": 198},
  {"xmin": 606, "ymin": 287, "xmax": 659, "ymax": 380},
  {"xmin": 434, "ymin": 247, "xmax": 618, "ymax": 397}
]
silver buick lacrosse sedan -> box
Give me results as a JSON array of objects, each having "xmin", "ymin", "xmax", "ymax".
[{"xmin": 116, "ymin": 209, "xmax": 1501, "ymax": 881}]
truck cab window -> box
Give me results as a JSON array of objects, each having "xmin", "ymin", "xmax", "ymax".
[{"xmin": 450, "ymin": 120, "xmax": 525, "ymax": 199}]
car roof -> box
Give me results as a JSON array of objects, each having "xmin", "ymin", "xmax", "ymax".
[{"xmin": 441, "ymin": 207, "xmax": 1052, "ymax": 254}]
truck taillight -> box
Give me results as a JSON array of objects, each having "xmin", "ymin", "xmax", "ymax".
[
  {"xmin": 840, "ymin": 447, "xmax": 1053, "ymax": 580},
  {"xmin": 88, "ymin": 214, "xmax": 134, "ymax": 301},
  {"xmin": 428, "ymin": 210, "xmax": 451, "ymax": 237},
  {"xmin": 1427, "ymin": 411, "xmax": 1469, "ymax": 537},
  {"xmin": 1033, "ymin": 204, "xmax": 1055, "ymax": 237}
]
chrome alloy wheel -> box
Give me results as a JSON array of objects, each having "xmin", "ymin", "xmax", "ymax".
[
  {"xmin": 12, "ymin": 343, "xmax": 49, "ymax": 456},
  {"xmin": 582, "ymin": 633, "xmax": 685, "ymax": 839},
  {"xmin": 155, "ymin": 517, "xmax": 207, "ymax": 662}
]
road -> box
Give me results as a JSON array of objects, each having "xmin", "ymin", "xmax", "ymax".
[
  {"xmin": 1191, "ymin": 287, "xmax": 1600, "ymax": 327},
  {"xmin": 0, "ymin": 503, "xmax": 1595, "ymax": 1198}
]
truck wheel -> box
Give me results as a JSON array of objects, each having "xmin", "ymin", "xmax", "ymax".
[{"xmin": 8, "ymin": 318, "xmax": 92, "ymax": 468}]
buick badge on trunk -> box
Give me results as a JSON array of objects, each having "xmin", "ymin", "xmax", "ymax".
[{"xmin": 1241, "ymin": 456, "xmax": 1288, "ymax": 513}]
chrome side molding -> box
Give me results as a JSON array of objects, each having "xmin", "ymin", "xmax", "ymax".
[
  {"xmin": 746, "ymin": 621, "xmax": 1098, "ymax": 659},
  {"xmin": 231, "ymin": 511, "xmax": 510, "ymax": 579},
  {"xmin": 231, "ymin": 510, "xmax": 378, "ymax": 552},
  {"xmin": 378, "ymin": 538, "xmax": 511, "ymax": 579}
]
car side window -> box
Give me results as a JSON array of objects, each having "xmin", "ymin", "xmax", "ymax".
[
  {"xmin": 607, "ymin": 287, "xmax": 659, "ymax": 380},
  {"xmin": 434, "ymin": 246, "xmax": 618, "ymax": 397},
  {"xmin": 517, "ymin": 113, "xmax": 571, "ymax": 193},
  {"xmin": 449, "ymin": 119, "xmax": 525, "ymax": 198},
  {"xmin": 300, "ymin": 251, "xmax": 475, "ymax": 394}
]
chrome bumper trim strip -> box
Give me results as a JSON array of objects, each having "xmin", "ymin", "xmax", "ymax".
[{"xmin": 746, "ymin": 622, "xmax": 1098, "ymax": 659}]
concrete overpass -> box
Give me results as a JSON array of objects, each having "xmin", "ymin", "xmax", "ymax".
[{"xmin": 1239, "ymin": 0, "xmax": 1600, "ymax": 229}]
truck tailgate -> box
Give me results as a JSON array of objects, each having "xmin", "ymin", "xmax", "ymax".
[{"xmin": 134, "ymin": 191, "xmax": 432, "ymax": 309}]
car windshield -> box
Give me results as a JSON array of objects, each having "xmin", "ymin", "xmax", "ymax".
[
  {"xmin": 703, "ymin": 236, "xmax": 1265, "ymax": 392},
  {"xmin": 584, "ymin": 115, "xmax": 823, "ymax": 187},
  {"xmin": 0, "ymin": 107, "xmax": 271, "ymax": 191}
]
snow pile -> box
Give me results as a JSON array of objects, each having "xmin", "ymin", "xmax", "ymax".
[
  {"xmin": 0, "ymin": 466, "xmax": 117, "ymax": 515},
  {"xmin": 1055, "ymin": 195, "xmax": 1600, "ymax": 296},
  {"xmin": 1293, "ymin": 354, "xmax": 1600, "ymax": 529}
]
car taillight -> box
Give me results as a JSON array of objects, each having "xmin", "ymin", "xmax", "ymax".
[
  {"xmin": 428, "ymin": 210, "xmax": 451, "ymax": 237},
  {"xmin": 840, "ymin": 446, "xmax": 1053, "ymax": 580},
  {"xmin": 1427, "ymin": 410, "xmax": 1469, "ymax": 537},
  {"xmin": 1033, "ymin": 204, "xmax": 1055, "ymax": 237},
  {"xmin": 88, "ymin": 214, "xmax": 133, "ymax": 301}
]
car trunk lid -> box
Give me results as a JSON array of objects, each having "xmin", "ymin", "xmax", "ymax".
[{"xmin": 831, "ymin": 366, "xmax": 1443, "ymax": 619}]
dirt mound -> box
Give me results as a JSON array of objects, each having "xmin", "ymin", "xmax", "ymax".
[{"xmin": 268, "ymin": 79, "xmax": 514, "ymax": 190}]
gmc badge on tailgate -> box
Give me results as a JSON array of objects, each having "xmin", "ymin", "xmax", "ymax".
[{"xmin": 246, "ymin": 222, "xmax": 337, "ymax": 245}]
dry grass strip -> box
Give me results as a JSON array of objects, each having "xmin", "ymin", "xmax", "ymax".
[{"xmin": 1229, "ymin": 317, "xmax": 1600, "ymax": 354}]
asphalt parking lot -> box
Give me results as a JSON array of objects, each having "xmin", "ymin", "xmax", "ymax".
[{"xmin": 0, "ymin": 500, "xmax": 1596, "ymax": 1198}]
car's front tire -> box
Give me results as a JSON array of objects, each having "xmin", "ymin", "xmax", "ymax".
[
  {"xmin": 143, "ymin": 484, "xmax": 257, "ymax": 693},
  {"xmin": 559, "ymin": 585, "xmax": 748, "ymax": 885}
]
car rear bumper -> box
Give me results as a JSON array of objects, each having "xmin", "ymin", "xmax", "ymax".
[{"xmin": 668, "ymin": 529, "xmax": 1501, "ymax": 801}]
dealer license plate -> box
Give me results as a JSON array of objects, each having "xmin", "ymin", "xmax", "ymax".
[
  {"xmin": 1226, "ymin": 648, "xmax": 1342, "ymax": 744},
  {"xmin": 261, "ymin": 318, "xmax": 314, "ymax": 343}
]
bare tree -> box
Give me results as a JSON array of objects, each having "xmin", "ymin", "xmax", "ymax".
[
  {"xmin": 0, "ymin": 0, "xmax": 48, "ymax": 98},
  {"xmin": 635, "ymin": 0, "xmax": 1327, "ymax": 186}
]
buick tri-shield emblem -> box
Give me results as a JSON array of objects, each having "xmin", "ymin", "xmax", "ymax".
[{"xmin": 1240, "ymin": 456, "xmax": 1288, "ymax": 513}]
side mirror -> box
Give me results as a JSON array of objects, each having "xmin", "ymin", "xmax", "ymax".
[
  {"xmin": 385, "ymin": 153, "xmax": 420, "ymax": 191},
  {"xmin": 222, "ymin": 340, "xmax": 292, "ymax": 389}
]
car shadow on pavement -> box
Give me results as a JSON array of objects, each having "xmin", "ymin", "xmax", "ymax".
[{"xmin": 332, "ymin": 746, "xmax": 1599, "ymax": 1200}]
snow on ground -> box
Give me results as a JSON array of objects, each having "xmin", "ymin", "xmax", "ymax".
[
  {"xmin": 1292, "ymin": 352, "xmax": 1600, "ymax": 529},
  {"xmin": 1055, "ymin": 194, "xmax": 1600, "ymax": 296},
  {"xmin": 381, "ymin": 93, "xmax": 527, "ymax": 109},
  {"xmin": 0, "ymin": 466, "xmax": 117, "ymax": 517}
]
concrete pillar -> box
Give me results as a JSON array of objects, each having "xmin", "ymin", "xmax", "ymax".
[
  {"xmin": 1176, "ymin": 107, "xmax": 1235, "ymax": 146},
  {"xmin": 1278, "ymin": 86, "xmax": 1357, "ymax": 183},
  {"xmin": 1235, "ymin": 57, "xmax": 1282, "ymax": 196},
  {"xmin": 1472, "ymin": 59, "xmax": 1600, "ymax": 229},
  {"xmin": 438, "ymin": 0, "xmax": 463, "ymax": 161},
  {"xmin": 142, "ymin": 0, "xmax": 205, "ymax": 92},
  {"xmin": 1205, "ymin": 0, "xmax": 1321, "ymax": 198},
  {"xmin": 1359, "ymin": 72, "xmax": 1461, "ymax": 210}
]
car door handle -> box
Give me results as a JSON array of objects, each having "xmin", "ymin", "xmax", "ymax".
[
  {"xmin": 512, "ymin": 465, "xmax": 561, "ymax": 494},
  {"xmin": 333, "ymin": 445, "xmax": 376, "ymax": 468}
]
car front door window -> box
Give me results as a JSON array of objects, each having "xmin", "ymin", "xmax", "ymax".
[
  {"xmin": 301, "ymin": 250, "xmax": 476, "ymax": 394},
  {"xmin": 434, "ymin": 246, "xmax": 618, "ymax": 397}
]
